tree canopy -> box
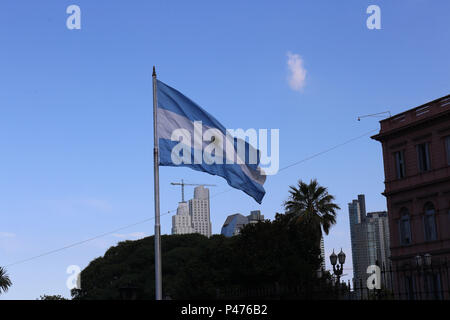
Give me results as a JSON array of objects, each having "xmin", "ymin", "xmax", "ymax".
[
  {"xmin": 38, "ymin": 294, "xmax": 68, "ymax": 300},
  {"xmin": 0, "ymin": 267, "xmax": 12, "ymax": 295},
  {"xmin": 72, "ymin": 212, "xmax": 333, "ymax": 300},
  {"xmin": 284, "ymin": 179, "xmax": 340, "ymax": 238}
]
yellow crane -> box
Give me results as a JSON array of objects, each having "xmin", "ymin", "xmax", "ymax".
[{"xmin": 170, "ymin": 179, "xmax": 216, "ymax": 202}]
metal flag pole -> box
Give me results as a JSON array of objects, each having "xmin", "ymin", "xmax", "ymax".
[{"xmin": 152, "ymin": 66, "xmax": 162, "ymax": 300}]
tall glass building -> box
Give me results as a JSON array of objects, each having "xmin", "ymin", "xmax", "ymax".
[
  {"xmin": 348, "ymin": 195, "xmax": 390, "ymax": 296},
  {"xmin": 221, "ymin": 210, "xmax": 264, "ymax": 237}
]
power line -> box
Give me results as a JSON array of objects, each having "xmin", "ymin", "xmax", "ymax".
[
  {"xmin": 215, "ymin": 128, "xmax": 377, "ymax": 194},
  {"xmin": 5, "ymin": 128, "xmax": 377, "ymax": 268},
  {"xmin": 278, "ymin": 129, "xmax": 378, "ymax": 172},
  {"xmin": 5, "ymin": 211, "xmax": 176, "ymax": 268}
]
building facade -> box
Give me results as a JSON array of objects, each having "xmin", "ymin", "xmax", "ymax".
[
  {"xmin": 172, "ymin": 202, "xmax": 195, "ymax": 235},
  {"xmin": 172, "ymin": 185, "xmax": 212, "ymax": 238},
  {"xmin": 189, "ymin": 186, "xmax": 212, "ymax": 238},
  {"xmin": 221, "ymin": 210, "xmax": 265, "ymax": 237},
  {"xmin": 348, "ymin": 195, "xmax": 390, "ymax": 294},
  {"xmin": 248, "ymin": 210, "xmax": 264, "ymax": 224},
  {"xmin": 366, "ymin": 211, "xmax": 391, "ymax": 271},
  {"xmin": 372, "ymin": 94, "xmax": 450, "ymax": 299},
  {"xmin": 349, "ymin": 195, "xmax": 369, "ymax": 289},
  {"xmin": 221, "ymin": 214, "xmax": 250, "ymax": 237}
]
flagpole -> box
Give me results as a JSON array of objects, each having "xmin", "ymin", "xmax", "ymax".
[{"xmin": 152, "ymin": 66, "xmax": 162, "ymax": 300}]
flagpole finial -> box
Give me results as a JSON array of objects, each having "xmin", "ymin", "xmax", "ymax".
[{"xmin": 152, "ymin": 66, "xmax": 156, "ymax": 77}]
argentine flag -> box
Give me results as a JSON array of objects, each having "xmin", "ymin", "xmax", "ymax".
[{"xmin": 156, "ymin": 80, "xmax": 266, "ymax": 203}]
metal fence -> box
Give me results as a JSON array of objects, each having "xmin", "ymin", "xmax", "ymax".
[
  {"xmin": 215, "ymin": 261, "xmax": 450, "ymax": 300},
  {"xmin": 352, "ymin": 261, "xmax": 450, "ymax": 300},
  {"xmin": 216, "ymin": 282, "xmax": 351, "ymax": 300}
]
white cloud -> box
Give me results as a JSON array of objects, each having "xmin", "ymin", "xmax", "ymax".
[{"xmin": 287, "ymin": 51, "xmax": 307, "ymax": 91}]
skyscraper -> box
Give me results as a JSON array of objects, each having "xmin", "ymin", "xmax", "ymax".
[
  {"xmin": 366, "ymin": 211, "xmax": 391, "ymax": 270},
  {"xmin": 348, "ymin": 195, "xmax": 390, "ymax": 293},
  {"xmin": 349, "ymin": 197, "xmax": 366, "ymax": 288},
  {"xmin": 172, "ymin": 202, "xmax": 195, "ymax": 235},
  {"xmin": 221, "ymin": 210, "xmax": 265, "ymax": 237},
  {"xmin": 189, "ymin": 186, "xmax": 212, "ymax": 238},
  {"xmin": 247, "ymin": 210, "xmax": 264, "ymax": 224},
  {"xmin": 221, "ymin": 213, "xmax": 249, "ymax": 237}
]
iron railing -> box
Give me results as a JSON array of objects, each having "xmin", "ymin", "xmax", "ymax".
[{"xmin": 215, "ymin": 261, "xmax": 450, "ymax": 300}]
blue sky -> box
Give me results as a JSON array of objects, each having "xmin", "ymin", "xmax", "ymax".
[{"xmin": 1, "ymin": 0, "xmax": 449, "ymax": 299}]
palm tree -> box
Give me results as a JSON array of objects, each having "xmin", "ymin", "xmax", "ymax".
[
  {"xmin": 284, "ymin": 179, "xmax": 340, "ymax": 240},
  {"xmin": 0, "ymin": 267, "xmax": 12, "ymax": 295}
]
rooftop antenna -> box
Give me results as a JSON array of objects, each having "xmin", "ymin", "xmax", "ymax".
[
  {"xmin": 170, "ymin": 179, "xmax": 216, "ymax": 202},
  {"xmin": 357, "ymin": 111, "xmax": 391, "ymax": 121}
]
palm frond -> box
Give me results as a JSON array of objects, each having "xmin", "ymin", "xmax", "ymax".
[
  {"xmin": 0, "ymin": 267, "xmax": 12, "ymax": 294},
  {"xmin": 283, "ymin": 179, "xmax": 339, "ymax": 238}
]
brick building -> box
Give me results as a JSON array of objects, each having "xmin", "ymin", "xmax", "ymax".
[{"xmin": 372, "ymin": 94, "xmax": 450, "ymax": 299}]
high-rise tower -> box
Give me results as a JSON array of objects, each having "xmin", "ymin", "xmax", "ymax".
[
  {"xmin": 189, "ymin": 186, "xmax": 212, "ymax": 238},
  {"xmin": 348, "ymin": 195, "xmax": 390, "ymax": 295},
  {"xmin": 172, "ymin": 202, "xmax": 195, "ymax": 235}
]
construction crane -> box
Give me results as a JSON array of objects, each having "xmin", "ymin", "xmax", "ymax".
[{"xmin": 170, "ymin": 179, "xmax": 216, "ymax": 202}]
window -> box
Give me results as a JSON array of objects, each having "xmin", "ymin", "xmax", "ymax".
[
  {"xmin": 425, "ymin": 273, "xmax": 442, "ymax": 300},
  {"xmin": 404, "ymin": 275, "xmax": 416, "ymax": 300},
  {"xmin": 394, "ymin": 151, "xmax": 406, "ymax": 179},
  {"xmin": 417, "ymin": 143, "xmax": 431, "ymax": 172},
  {"xmin": 399, "ymin": 208, "xmax": 412, "ymax": 245},
  {"xmin": 446, "ymin": 136, "xmax": 450, "ymax": 166},
  {"xmin": 423, "ymin": 202, "xmax": 437, "ymax": 241}
]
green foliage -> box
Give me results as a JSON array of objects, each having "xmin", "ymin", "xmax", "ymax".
[
  {"xmin": 0, "ymin": 267, "xmax": 12, "ymax": 295},
  {"xmin": 284, "ymin": 178, "xmax": 340, "ymax": 238},
  {"xmin": 71, "ymin": 180, "xmax": 341, "ymax": 299},
  {"xmin": 38, "ymin": 294, "xmax": 67, "ymax": 300},
  {"xmin": 72, "ymin": 213, "xmax": 332, "ymax": 300},
  {"xmin": 232, "ymin": 214, "xmax": 321, "ymax": 287}
]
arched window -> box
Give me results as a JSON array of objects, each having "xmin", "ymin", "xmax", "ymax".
[
  {"xmin": 423, "ymin": 202, "xmax": 437, "ymax": 241},
  {"xmin": 399, "ymin": 208, "xmax": 412, "ymax": 245}
]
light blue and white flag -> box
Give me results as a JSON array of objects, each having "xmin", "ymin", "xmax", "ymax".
[{"xmin": 156, "ymin": 80, "xmax": 266, "ymax": 203}]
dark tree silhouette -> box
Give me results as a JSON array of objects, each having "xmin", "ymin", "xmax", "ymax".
[
  {"xmin": 71, "ymin": 180, "xmax": 340, "ymax": 300},
  {"xmin": 284, "ymin": 179, "xmax": 340, "ymax": 241},
  {"xmin": 0, "ymin": 267, "xmax": 12, "ymax": 295}
]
